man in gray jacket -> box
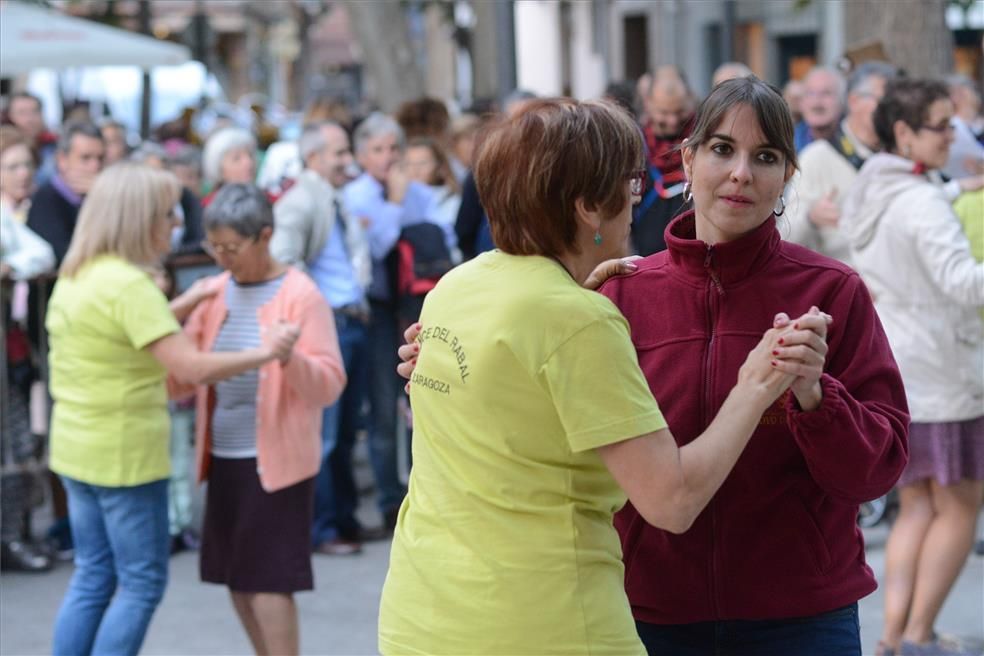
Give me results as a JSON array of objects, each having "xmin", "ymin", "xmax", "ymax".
[{"xmin": 271, "ymin": 121, "xmax": 372, "ymax": 555}]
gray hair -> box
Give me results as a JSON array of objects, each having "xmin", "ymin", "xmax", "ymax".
[
  {"xmin": 202, "ymin": 126, "xmax": 256, "ymax": 184},
  {"xmin": 164, "ymin": 144, "xmax": 201, "ymax": 171},
  {"xmin": 202, "ymin": 183, "xmax": 273, "ymax": 238},
  {"xmin": 848, "ymin": 61, "xmax": 898, "ymax": 96},
  {"xmin": 353, "ymin": 112, "xmax": 404, "ymax": 155},
  {"xmin": 99, "ymin": 118, "xmax": 127, "ymax": 132},
  {"xmin": 57, "ymin": 121, "xmax": 103, "ymax": 154},
  {"xmin": 946, "ymin": 73, "xmax": 981, "ymax": 98},
  {"xmin": 805, "ymin": 65, "xmax": 848, "ymax": 104},
  {"xmin": 298, "ymin": 121, "xmax": 345, "ymax": 165},
  {"xmin": 130, "ymin": 141, "xmax": 167, "ymax": 165}
]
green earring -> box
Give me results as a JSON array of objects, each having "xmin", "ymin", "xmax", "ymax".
[{"xmin": 594, "ymin": 231, "xmax": 603, "ymax": 246}]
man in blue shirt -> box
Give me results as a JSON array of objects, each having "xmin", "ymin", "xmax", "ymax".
[
  {"xmin": 344, "ymin": 113, "xmax": 436, "ymax": 534},
  {"xmin": 272, "ymin": 121, "xmax": 372, "ymax": 554}
]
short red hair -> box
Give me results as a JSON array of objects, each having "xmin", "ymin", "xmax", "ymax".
[{"xmin": 473, "ymin": 98, "xmax": 643, "ymax": 258}]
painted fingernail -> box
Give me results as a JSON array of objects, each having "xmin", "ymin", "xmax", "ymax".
[
  {"xmin": 772, "ymin": 350, "xmax": 779, "ymax": 356},
  {"xmin": 778, "ymin": 337, "xmax": 785, "ymax": 345},
  {"xmin": 793, "ymin": 323, "xmax": 799, "ymax": 329},
  {"xmin": 771, "ymin": 360, "xmax": 777, "ymax": 367},
  {"xmin": 413, "ymin": 344, "xmax": 420, "ymax": 352},
  {"xmin": 411, "ymin": 358, "xmax": 417, "ymax": 365}
]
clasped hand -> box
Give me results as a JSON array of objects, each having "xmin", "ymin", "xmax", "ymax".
[
  {"xmin": 262, "ymin": 321, "xmax": 301, "ymax": 364},
  {"xmin": 766, "ymin": 306, "xmax": 831, "ymax": 412}
]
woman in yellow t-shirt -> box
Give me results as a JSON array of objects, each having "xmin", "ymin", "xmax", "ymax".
[
  {"xmin": 377, "ymin": 99, "xmax": 825, "ymax": 655},
  {"xmin": 46, "ymin": 163, "xmax": 299, "ymax": 656}
]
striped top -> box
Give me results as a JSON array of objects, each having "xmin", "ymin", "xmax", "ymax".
[{"xmin": 210, "ymin": 273, "xmax": 286, "ymax": 458}]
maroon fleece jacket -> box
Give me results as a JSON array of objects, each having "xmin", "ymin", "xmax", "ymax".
[{"xmin": 600, "ymin": 212, "xmax": 909, "ymax": 624}]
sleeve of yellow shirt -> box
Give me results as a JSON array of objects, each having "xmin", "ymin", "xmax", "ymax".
[
  {"xmin": 115, "ymin": 276, "xmax": 181, "ymax": 349},
  {"xmin": 539, "ymin": 315, "xmax": 667, "ymax": 453}
]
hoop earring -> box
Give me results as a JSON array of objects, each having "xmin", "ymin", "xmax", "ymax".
[
  {"xmin": 683, "ymin": 181, "xmax": 692, "ymax": 203},
  {"xmin": 774, "ymin": 195, "xmax": 786, "ymax": 217}
]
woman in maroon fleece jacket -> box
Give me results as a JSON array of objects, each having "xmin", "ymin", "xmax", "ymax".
[{"xmin": 599, "ymin": 77, "xmax": 909, "ymax": 655}]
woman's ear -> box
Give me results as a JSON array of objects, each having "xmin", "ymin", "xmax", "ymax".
[
  {"xmin": 893, "ymin": 119, "xmax": 914, "ymax": 155},
  {"xmin": 681, "ymin": 143, "xmax": 694, "ymax": 182},
  {"xmin": 784, "ymin": 161, "xmax": 795, "ymax": 184},
  {"xmin": 573, "ymin": 197, "xmax": 602, "ymax": 234}
]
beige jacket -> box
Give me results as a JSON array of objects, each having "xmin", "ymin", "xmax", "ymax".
[
  {"xmin": 785, "ymin": 121, "xmax": 874, "ymax": 266},
  {"xmin": 270, "ymin": 169, "xmax": 371, "ymax": 291},
  {"xmin": 842, "ymin": 153, "xmax": 984, "ymax": 423}
]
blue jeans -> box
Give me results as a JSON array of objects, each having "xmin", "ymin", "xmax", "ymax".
[
  {"xmin": 636, "ymin": 604, "xmax": 862, "ymax": 656},
  {"xmin": 367, "ymin": 300, "xmax": 407, "ymax": 514},
  {"xmin": 53, "ymin": 476, "xmax": 169, "ymax": 656},
  {"xmin": 167, "ymin": 405, "xmax": 195, "ymax": 537},
  {"xmin": 313, "ymin": 312, "xmax": 370, "ymax": 544}
]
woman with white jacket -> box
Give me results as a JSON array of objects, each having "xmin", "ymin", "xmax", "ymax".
[{"xmin": 843, "ymin": 78, "xmax": 984, "ymax": 656}]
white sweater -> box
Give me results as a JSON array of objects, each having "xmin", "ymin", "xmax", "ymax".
[{"xmin": 842, "ymin": 153, "xmax": 984, "ymax": 423}]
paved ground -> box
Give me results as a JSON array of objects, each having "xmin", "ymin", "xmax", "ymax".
[{"xmin": 2, "ymin": 448, "xmax": 982, "ymax": 655}]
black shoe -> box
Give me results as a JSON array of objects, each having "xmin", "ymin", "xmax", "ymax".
[
  {"xmin": 179, "ymin": 529, "xmax": 201, "ymax": 551},
  {"xmin": 170, "ymin": 529, "xmax": 202, "ymax": 555},
  {"xmin": 1, "ymin": 540, "xmax": 54, "ymax": 572}
]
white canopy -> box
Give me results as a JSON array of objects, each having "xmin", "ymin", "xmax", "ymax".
[{"xmin": 0, "ymin": 1, "xmax": 190, "ymax": 76}]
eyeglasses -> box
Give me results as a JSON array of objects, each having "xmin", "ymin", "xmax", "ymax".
[
  {"xmin": 919, "ymin": 120, "xmax": 955, "ymax": 135},
  {"xmin": 201, "ymin": 236, "xmax": 256, "ymax": 256},
  {"xmin": 628, "ymin": 169, "xmax": 647, "ymax": 196}
]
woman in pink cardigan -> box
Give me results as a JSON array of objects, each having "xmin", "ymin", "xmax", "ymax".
[{"xmin": 174, "ymin": 183, "xmax": 345, "ymax": 656}]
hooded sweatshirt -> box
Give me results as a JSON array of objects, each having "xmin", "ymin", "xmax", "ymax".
[
  {"xmin": 842, "ymin": 153, "xmax": 984, "ymax": 423},
  {"xmin": 600, "ymin": 212, "xmax": 909, "ymax": 624}
]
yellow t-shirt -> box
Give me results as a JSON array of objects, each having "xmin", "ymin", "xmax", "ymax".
[
  {"xmin": 378, "ymin": 251, "xmax": 667, "ymax": 656},
  {"xmin": 47, "ymin": 255, "xmax": 179, "ymax": 487},
  {"xmin": 954, "ymin": 190, "xmax": 984, "ymax": 321}
]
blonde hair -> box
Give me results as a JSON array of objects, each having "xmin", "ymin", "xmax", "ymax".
[{"xmin": 60, "ymin": 162, "xmax": 181, "ymax": 277}]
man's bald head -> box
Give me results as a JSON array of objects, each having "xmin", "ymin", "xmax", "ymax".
[{"xmin": 645, "ymin": 66, "xmax": 694, "ymax": 137}]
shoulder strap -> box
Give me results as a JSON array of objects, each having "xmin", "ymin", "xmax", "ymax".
[{"xmin": 826, "ymin": 125, "xmax": 865, "ymax": 171}]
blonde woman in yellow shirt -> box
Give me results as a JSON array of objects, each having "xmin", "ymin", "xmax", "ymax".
[{"xmin": 46, "ymin": 163, "xmax": 298, "ymax": 656}]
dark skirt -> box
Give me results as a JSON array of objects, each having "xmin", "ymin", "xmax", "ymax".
[
  {"xmin": 897, "ymin": 416, "xmax": 984, "ymax": 488},
  {"xmin": 200, "ymin": 456, "xmax": 314, "ymax": 593}
]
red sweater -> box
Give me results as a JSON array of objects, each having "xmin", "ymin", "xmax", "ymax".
[{"xmin": 600, "ymin": 212, "xmax": 909, "ymax": 624}]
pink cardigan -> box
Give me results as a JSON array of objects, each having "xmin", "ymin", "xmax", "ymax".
[{"xmin": 173, "ymin": 267, "xmax": 345, "ymax": 492}]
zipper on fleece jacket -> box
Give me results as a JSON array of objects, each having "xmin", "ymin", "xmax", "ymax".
[{"xmin": 702, "ymin": 244, "xmax": 724, "ymax": 618}]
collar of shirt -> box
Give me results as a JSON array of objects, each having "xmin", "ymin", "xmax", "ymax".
[{"xmin": 50, "ymin": 172, "xmax": 83, "ymax": 207}]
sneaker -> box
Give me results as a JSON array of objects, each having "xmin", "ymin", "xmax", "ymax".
[
  {"xmin": 901, "ymin": 638, "xmax": 980, "ymax": 656},
  {"xmin": 313, "ymin": 538, "xmax": 362, "ymax": 556},
  {"xmin": 877, "ymin": 641, "xmax": 897, "ymax": 656},
  {"xmin": 179, "ymin": 528, "xmax": 201, "ymax": 550}
]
